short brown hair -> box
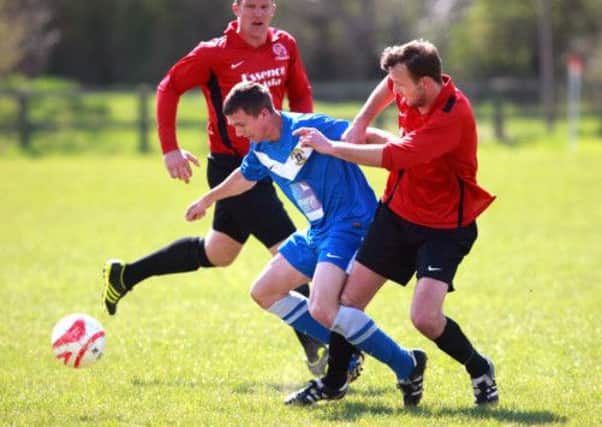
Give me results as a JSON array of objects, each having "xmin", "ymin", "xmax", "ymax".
[
  {"xmin": 223, "ymin": 81, "xmax": 276, "ymax": 117},
  {"xmin": 234, "ymin": 0, "xmax": 276, "ymax": 4},
  {"xmin": 380, "ymin": 39, "xmax": 442, "ymax": 84}
]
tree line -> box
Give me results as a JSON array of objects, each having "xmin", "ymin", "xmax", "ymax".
[{"xmin": 1, "ymin": 0, "xmax": 601, "ymax": 86}]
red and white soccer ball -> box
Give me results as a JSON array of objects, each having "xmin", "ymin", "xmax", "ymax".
[{"xmin": 51, "ymin": 313, "xmax": 106, "ymax": 368}]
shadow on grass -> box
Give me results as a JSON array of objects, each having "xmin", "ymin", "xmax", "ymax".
[
  {"xmin": 234, "ymin": 382, "xmax": 389, "ymax": 398},
  {"xmin": 401, "ymin": 405, "xmax": 567, "ymax": 425},
  {"xmin": 238, "ymin": 383, "xmax": 565, "ymax": 425},
  {"xmin": 77, "ymin": 414, "xmax": 129, "ymax": 423},
  {"xmin": 136, "ymin": 380, "xmax": 566, "ymax": 425},
  {"xmin": 130, "ymin": 376, "xmax": 198, "ymax": 388},
  {"xmin": 317, "ymin": 401, "xmax": 395, "ymax": 421},
  {"xmin": 318, "ymin": 403, "xmax": 566, "ymax": 425}
]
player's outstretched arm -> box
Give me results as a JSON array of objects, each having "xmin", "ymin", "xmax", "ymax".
[
  {"xmin": 164, "ymin": 149, "xmax": 200, "ymax": 184},
  {"xmin": 185, "ymin": 168, "xmax": 256, "ymax": 222},
  {"xmin": 295, "ymin": 127, "xmax": 384, "ymax": 167},
  {"xmin": 365, "ymin": 127, "xmax": 397, "ymax": 145},
  {"xmin": 293, "ymin": 127, "xmax": 336, "ymax": 155},
  {"xmin": 342, "ymin": 77, "xmax": 395, "ymax": 144}
]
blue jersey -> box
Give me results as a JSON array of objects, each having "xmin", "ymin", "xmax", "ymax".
[{"xmin": 240, "ymin": 112, "xmax": 377, "ymax": 237}]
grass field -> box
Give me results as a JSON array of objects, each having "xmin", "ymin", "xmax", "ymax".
[{"xmin": 1, "ymin": 134, "xmax": 602, "ymax": 425}]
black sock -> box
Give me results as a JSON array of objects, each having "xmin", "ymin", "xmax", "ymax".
[
  {"xmin": 294, "ymin": 283, "xmax": 310, "ymax": 298},
  {"xmin": 434, "ymin": 317, "xmax": 489, "ymax": 378},
  {"xmin": 122, "ymin": 237, "xmax": 213, "ymax": 289},
  {"xmin": 296, "ymin": 333, "xmax": 324, "ymax": 361},
  {"xmin": 321, "ymin": 332, "xmax": 355, "ymax": 389}
]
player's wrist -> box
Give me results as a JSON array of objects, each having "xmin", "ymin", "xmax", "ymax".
[
  {"xmin": 330, "ymin": 140, "xmax": 345, "ymax": 156},
  {"xmin": 350, "ymin": 116, "xmax": 370, "ymax": 130}
]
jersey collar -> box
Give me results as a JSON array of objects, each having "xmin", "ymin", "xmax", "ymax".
[
  {"xmin": 424, "ymin": 74, "xmax": 456, "ymax": 116},
  {"xmin": 224, "ymin": 21, "xmax": 279, "ymax": 49}
]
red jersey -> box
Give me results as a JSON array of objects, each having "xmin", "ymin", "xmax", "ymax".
[
  {"xmin": 157, "ymin": 21, "xmax": 313, "ymax": 156},
  {"xmin": 380, "ymin": 75, "xmax": 495, "ymax": 229}
]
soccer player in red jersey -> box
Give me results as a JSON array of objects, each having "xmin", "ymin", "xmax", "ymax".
[
  {"xmin": 293, "ymin": 39, "xmax": 499, "ymax": 406},
  {"xmin": 101, "ymin": 0, "xmax": 328, "ymax": 375}
]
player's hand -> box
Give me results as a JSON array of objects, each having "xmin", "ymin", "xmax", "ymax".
[
  {"xmin": 163, "ymin": 149, "xmax": 200, "ymax": 184},
  {"xmin": 341, "ymin": 121, "xmax": 368, "ymax": 144},
  {"xmin": 185, "ymin": 196, "xmax": 212, "ymax": 222},
  {"xmin": 293, "ymin": 127, "xmax": 335, "ymax": 155}
]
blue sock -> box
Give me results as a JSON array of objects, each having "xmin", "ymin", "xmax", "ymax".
[
  {"xmin": 267, "ymin": 292, "xmax": 330, "ymax": 345},
  {"xmin": 333, "ymin": 305, "xmax": 414, "ymax": 380}
]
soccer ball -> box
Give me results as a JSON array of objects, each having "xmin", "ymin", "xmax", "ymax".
[{"xmin": 51, "ymin": 313, "xmax": 106, "ymax": 368}]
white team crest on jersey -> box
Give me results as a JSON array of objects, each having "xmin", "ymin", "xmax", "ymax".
[
  {"xmin": 290, "ymin": 148, "xmax": 307, "ymax": 165},
  {"xmin": 273, "ymin": 43, "xmax": 290, "ymax": 60}
]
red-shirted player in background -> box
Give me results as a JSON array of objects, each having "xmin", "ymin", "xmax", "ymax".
[
  {"xmin": 289, "ymin": 39, "xmax": 499, "ymax": 406},
  {"xmin": 101, "ymin": 0, "xmax": 331, "ymax": 376}
]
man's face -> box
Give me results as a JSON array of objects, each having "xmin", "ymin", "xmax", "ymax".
[
  {"xmin": 389, "ymin": 63, "xmax": 427, "ymax": 109},
  {"xmin": 226, "ymin": 108, "xmax": 269, "ymax": 141},
  {"xmin": 233, "ymin": 0, "xmax": 276, "ymax": 39}
]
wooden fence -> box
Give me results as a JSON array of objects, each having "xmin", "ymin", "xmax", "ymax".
[
  {"xmin": 0, "ymin": 85, "xmax": 157, "ymax": 152},
  {"xmin": 1, "ymin": 82, "xmax": 601, "ymax": 151}
]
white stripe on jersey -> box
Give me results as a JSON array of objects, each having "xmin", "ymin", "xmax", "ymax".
[{"xmin": 253, "ymin": 142, "xmax": 314, "ymax": 181}]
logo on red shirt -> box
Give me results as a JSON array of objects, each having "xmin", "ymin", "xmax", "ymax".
[
  {"xmin": 273, "ymin": 43, "xmax": 289, "ymax": 60},
  {"xmin": 242, "ymin": 66, "xmax": 286, "ymax": 88}
]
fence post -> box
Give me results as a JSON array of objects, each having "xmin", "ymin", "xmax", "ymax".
[
  {"xmin": 17, "ymin": 91, "xmax": 31, "ymax": 149},
  {"xmin": 138, "ymin": 84, "xmax": 150, "ymax": 153},
  {"xmin": 493, "ymin": 97, "xmax": 507, "ymax": 143}
]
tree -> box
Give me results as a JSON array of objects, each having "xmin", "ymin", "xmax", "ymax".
[
  {"xmin": 0, "ymin": 0, "xmax": 58, "ymax": 77},
  {"xmin": 0, "ymin": 0, "xmax": 26, "ymax": 76},
  {"xmin": 446, "ymin": 0, "xmax": 538, "ymax": 80}
]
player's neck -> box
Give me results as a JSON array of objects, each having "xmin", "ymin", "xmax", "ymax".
[
  {"xmin": 239, "ymin": 30, "xmax": 268, "ymax": 48},
  {"xmin": 419, "ymin": 84, "xmax": 443, "ymax": 114},
  {"xmin": 266, "ymin": 112, "xmax": 282, "ymax": 142}
]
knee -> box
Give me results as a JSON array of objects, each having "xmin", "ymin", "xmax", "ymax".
[
  {"xmin": 339, "ymin": 291, "xmax": 364, "ymax": 309},
  {"xmin": 308, "ymin": 300, "xmax": 335, "ymax": 329},
  {"xmin": 410, "ymin": 309, "xmax": 442, "ymax": 338},
  {"xmin": 249, "ymin": 283, "xmax": 271, "ymax": 310},
  {"xmin": 210, "ymin": 255, "xmax": 235, "ymax": 267},
  {"xmin": 203, "ymin": 239, "xmax": 238, "ymax": 267}
]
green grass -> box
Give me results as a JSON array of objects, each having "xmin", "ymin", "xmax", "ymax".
[{"xmin": 1, "ymin": 138, "xmax": 601, "ymax": 426}]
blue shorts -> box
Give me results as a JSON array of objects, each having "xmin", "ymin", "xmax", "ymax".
[{"xmin": 279, "ymin": 227, "xmax": 366, "ymax": 278}]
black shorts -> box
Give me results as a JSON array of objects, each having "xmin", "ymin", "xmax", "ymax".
[
  {"xmin": 206, "ymin": 153, "xmax": 296, "ymax": 248},
  {"xmin": 355, "ymin": 203, "xmax": 477, "ymax": 291}
]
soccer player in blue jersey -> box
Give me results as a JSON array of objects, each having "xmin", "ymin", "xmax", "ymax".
[{"xmin": 185, "ymin": 81, "xmax": 427, "ymax": 405}]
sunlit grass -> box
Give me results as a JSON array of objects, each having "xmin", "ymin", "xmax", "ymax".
[{"xmin": 1, "ymin": 139, "xmax": 601, "ymax": 425}]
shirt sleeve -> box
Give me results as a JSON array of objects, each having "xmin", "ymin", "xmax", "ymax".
[
  {"xmin": 285, "ymin": 38, "xmax": 313, "ymax": 113},
  {"xmin": 381, "ymin": 109, "xmax": 463, "ymax": 170},
  {"xmin": 156, "ymin": 43, "xmax": 212, "ymax": 154},
  {"xmin": 312, "ymin": 115, "xmax": 350, "ymax": 140},
  {"xmin": 240, "ymin": 147, "xmax": 268, "ymax": 182}
]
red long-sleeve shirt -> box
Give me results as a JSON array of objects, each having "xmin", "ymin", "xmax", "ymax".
[
  {"xmin": 381, "ymin": 75, "xmax": 495, "ymax": 228},
  {"xmin": 157, "ymin": 21, "xmax": 313, "ymax": 156}
]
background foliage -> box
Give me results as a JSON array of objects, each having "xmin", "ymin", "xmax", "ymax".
[{"xmin": 1, "ymin": 0, "xmax": 601, "ymax": 84}]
